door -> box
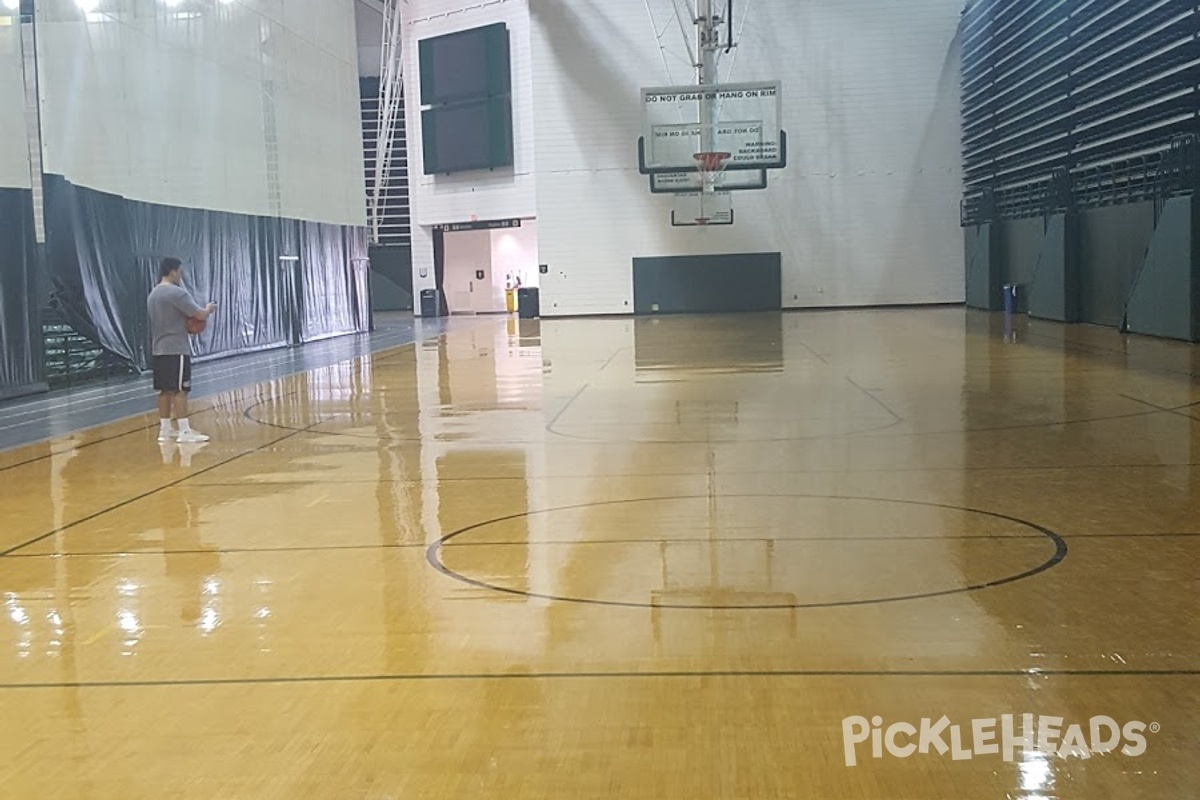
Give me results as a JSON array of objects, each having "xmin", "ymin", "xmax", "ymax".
[{"xmin": 471, "ymin": 259, "xmax": 499, "ymax": 314}]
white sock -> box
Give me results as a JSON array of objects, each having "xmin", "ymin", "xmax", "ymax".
[
  {"xmin": 160, "ymin": 419, "xmax": 172, "ymax": 432},
  {"xmin": 178, "ymin": 418, "xmax": 191, "ymax": 433}
]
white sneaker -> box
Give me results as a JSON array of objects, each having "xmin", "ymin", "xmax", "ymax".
[
  {"xmin": 157, "ymin": 428, "xmax": 178, "ymax": 442},
  {"xmin": 177, "ymin": 430, "xmax": 210, "ymax": 443}
]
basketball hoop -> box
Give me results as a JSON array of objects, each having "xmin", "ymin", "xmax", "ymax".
[
  {"xmin": 691, "ymin": 152, "xmax": 731, "ymax": 224},
  {"xmin": 694, "ymin": 151, "xmax": 731, "ymax": 173}
]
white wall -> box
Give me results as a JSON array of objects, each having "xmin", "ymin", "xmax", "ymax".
[
  {"xmin": 0, "ymin": 10, "xmax": 31, "ymax": 190},
  {"xmin": 403, "ymin": 0, "xmax": 535, "ymax": 304},
  {"xmin": 529, "ymin": 0, "xmax": 965, "ymax": 315},
  {"xmin": 403, "ymin": 0, "xmax": 535, "ymax": 225},
  {"xmin": 35, "ymin": 0, "xmax": 365, "ymax": 227},
  {"xmin": 491, "ymin": 220, "xmax": 538, "ymax": 289}
]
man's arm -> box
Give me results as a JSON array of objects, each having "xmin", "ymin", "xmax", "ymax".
[
  {"xmin": 173, "ymin": 290, "xmax": 216, "ymax": 321},
  {"xmin": 190, "ymin": 302, "xmax": 217, "ymax": 321}
]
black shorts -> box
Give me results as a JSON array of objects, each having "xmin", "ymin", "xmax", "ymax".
[{"xmin": 153, "ymin": 354, "xmax": 192, "ymax": 393}]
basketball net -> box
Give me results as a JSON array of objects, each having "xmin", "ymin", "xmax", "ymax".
[{"xmin": 693, "ymin": 151, "xmax": 731, "ymax": 225}]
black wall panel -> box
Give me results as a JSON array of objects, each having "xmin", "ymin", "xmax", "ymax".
[{"xmin": 0, "ymin": 188, "xmax": 46, "ymax": 400}]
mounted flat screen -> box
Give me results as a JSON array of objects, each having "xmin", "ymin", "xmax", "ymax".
[
  {"xmin": 421, "ymin": 96, "xmax": 514, "ymax": 175},
  {"xmin": 418, "ymin": 24, "xmax": 511, "ymax": 106}
]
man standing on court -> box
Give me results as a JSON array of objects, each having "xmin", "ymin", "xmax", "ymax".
[{"xmin": 148, "ymin": 257, "xmax": 216, "ymax": 443}]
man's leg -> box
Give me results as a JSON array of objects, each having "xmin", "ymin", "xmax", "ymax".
[
  {"xmin": 157, "ymin": 391, "xmax": 175, "ymax": 441},
  {"xmin": 172, "ymin": 390, "xmax": 188, "ymax": 424},
  {"xmin": 173, "ymin": 357, "xmax": 208, "ymax": 442},
  {"xmin": 153, "ymin": 356, "xmax": 177, "ymax": 441}
]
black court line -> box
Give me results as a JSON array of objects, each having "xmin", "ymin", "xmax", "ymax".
[
  {"xmin": 544, "ymin": 380, "xmax": 903, "ymax": 443},
  {"xmin": 1119, "ymin": 393, "xmax": 1200, "ymax": 421},
  {"xmin": 235, "ymin": 348, "xmax": 1200, "ymax": 447},
  {"xmin": 3, "ymin": 530, "xmax": 1196, "ymax": 562},
  {"xmin": 599, "ymin": 347, "xmax": 626, "ymax": 372},
  {"xmin": 0, "ymin": 342, "xmax": 434, "ymax": 558},
  {"xmin": 0, "ymin": 398, "xmax": 234, "ymax": 476},
  {"xmin": 0, "ymin": 333, "xmax": 434, "ymax": 473},
  {"xmin": 174, "ymin": 461, "xmax": 1200, "ymax": 486},
  {"xmin": 0, "ymin": 542, "xmax": 428, "ymax": 559},
  {"xmin": 427, "ymin": 495, "xmax": 1069, "ymax": 610},
  {"xmin": 0, "ymin": 338, "xmax": 423, "ymax": 473},
  {"xmin": 0, "ymin": 533, "xmax": 1056, "ymax": 561},
  {"xmin": 238, "ymin": 343, "xmax": 432, "ymax": 436},
  {"xmin": 0, "ymin": 340, "xmax": 451, "ymax": 561},
  {"xmin": 541, "ymin": 381, "xmax": 593, "ymax": 437},
  {"xmin": 845, "ymin": 376, "xmax": 903, "ymax": 423},
  {"xmin": 542, "ymin": 390, "xmax": 1195, "ymax": 445},
  {"xmin": 0, "ymin": 418, "xmax": 324, "ymax": 558},
  {"xmin": 1, "ymin": 667, "xmax": 1197, "ymax": 691},
  {"xmin": 791, "ymin": 339, "xmax": 830, "ymax": 364},
  {"xmin": 1018, "ymin": 328, "xmax": 1200, "ymax": 382}
]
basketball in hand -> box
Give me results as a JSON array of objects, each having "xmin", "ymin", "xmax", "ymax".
[{"xmin": 186, "ymin": 317, "xmax": 206, "ymax": 335}]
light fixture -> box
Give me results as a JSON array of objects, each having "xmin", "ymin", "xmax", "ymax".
[
  {"xmin": 2, "ymin": 0, "xmax": 19, "ymax": 12},
  {"xmin": 76, "ymin": 0, "xmax": 100, "ymax": 11}
]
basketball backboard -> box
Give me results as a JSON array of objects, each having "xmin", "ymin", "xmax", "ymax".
[{"xmin": 638, "ymin": 81, "xmax": 786, "ymax": 174}]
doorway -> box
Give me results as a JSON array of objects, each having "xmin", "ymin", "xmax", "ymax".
[{"xmin": 437, "ymin": 220, "xmax": 539, "ymax": 315}]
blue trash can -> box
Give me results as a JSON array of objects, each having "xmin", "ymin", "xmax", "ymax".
[{"xmin": 1003, "ymin": 283, "xmax": 1021, "ymax": 315}]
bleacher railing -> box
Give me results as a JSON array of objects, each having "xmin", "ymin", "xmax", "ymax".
[
  {"xmin": 960, "ymin": 0, "xmax": 1199, "ymax": 225},
  {"xmin": 962, "ymin": 134, "xmax": 1198, "ymax": 226}
]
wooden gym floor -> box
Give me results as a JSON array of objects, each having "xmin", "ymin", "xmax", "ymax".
[{"xmin": 0, "ymin": 308, "xmax": 1197, "ymax": 799}]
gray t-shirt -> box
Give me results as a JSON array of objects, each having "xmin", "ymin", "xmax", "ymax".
[{"xmin": 147, "ymin": 283, "xmax": 202, "ymax": 356}]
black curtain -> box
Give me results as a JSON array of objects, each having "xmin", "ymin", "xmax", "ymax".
[
  {"xmin": 0, "ymin": 187, "xmax": 46, "ymax": 399},
  {"xmin": 432, "ymin": 226, "xmax": 448, "ymax": 315},
  {"xmin": 43, "ymin": 175, "xmax": 368, "ymax": 372}
]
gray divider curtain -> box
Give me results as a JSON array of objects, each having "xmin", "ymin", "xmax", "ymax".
[
  {"xmin": 42, "ymin": 174, "xmax": 368, "ymax": 373},
  {"xmin": 0, "ymin": 187, "xmax": 46, "ymax": 400},
  {"xmin": 297, "ymin": 220, "xmax": 359, "ymax": 343}
]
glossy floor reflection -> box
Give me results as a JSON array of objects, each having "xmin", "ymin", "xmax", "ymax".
[{"xmin": 0, "ymin": 309, "xmax": 1197, "ymax": 799}]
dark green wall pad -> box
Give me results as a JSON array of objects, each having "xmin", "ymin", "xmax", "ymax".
[
  {"xmin": 369, "ymin": 244, "xmax": 413, "ymax": 311},
  {"xmin": 999, "ymin": 217, "xmax": 1043, "ymax": 290},
  {"xmin": 1124, "ymin": 196, "xmax": 1197, "ymax": 342},
  {"xmin": 1078, "ymin": 203, "xmax": 1156, "ymax": 328},
  {"xmin": 1028, "ymin": 213, "xmax": 1078, "ymax": 323},
  {"xmin": 632, "ymin": 253, "xmax": 782, "ymax": 314},
  {"xmin": 965, "ymin": 224, "xmax": 1001, "ymax": 310}
]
